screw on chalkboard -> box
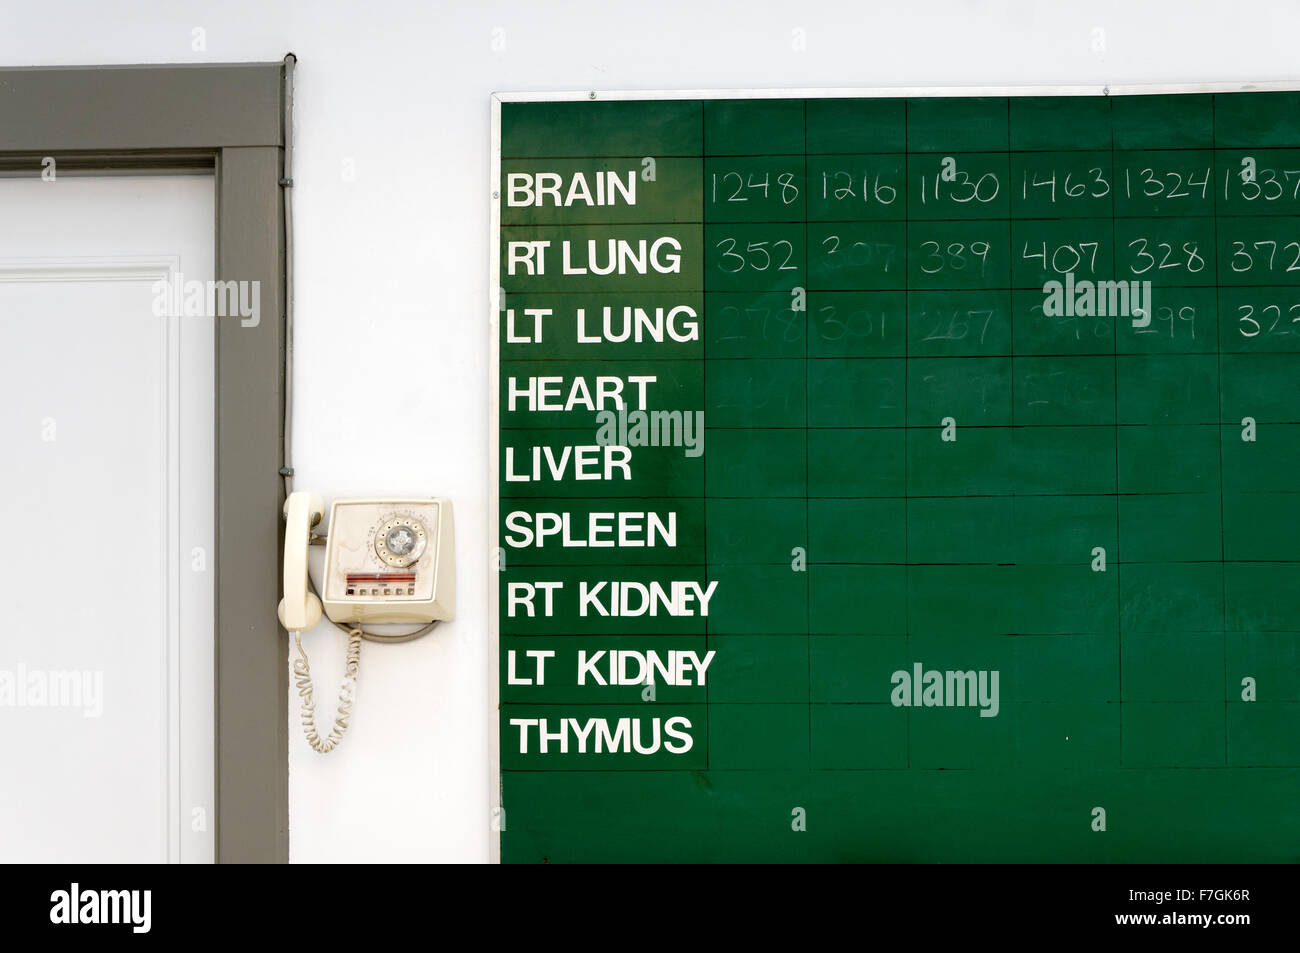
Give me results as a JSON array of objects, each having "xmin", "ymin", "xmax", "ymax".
[
  {"xmin": 492, "ymin": 190, "xmax": 499, "ymax": 200},
  {"xmin": 589, "ymin": 91, "xmax": 597, "ymax": 100},
  {"xmin": 1241, "ymin": 416, "xmax": 1256, "ymax": 442}
]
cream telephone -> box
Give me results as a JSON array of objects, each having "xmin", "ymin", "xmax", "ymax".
[{"xmin": 279, "ymin": 492, "xmax": 454, "ymax": 752}]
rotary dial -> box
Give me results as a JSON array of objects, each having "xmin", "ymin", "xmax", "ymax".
[{"xmin": 374, "ymin": 513, "xmax": 428, "ymax": 568}]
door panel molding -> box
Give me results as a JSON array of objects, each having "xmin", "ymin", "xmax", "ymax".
[
  {"xmin": 0, "ymin": 252, "xmax": 188, "ymax": 860},
  {"xmin": 0, "ymin": 255, "xmax": 179, "ymax": 281}
]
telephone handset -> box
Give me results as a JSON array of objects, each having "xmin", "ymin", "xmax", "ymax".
[
  {"xmin": 279, "ymin": 491, "xmax": 454, "ymax": 752},
  {"xmin": 279, "ymin": 491, "xmax": 325, "ymax": 631}
]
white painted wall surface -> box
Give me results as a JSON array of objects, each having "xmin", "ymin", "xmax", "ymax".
[{"xmin": 4, "ymin": 0, "xmax": 1299, "ymax": 863}]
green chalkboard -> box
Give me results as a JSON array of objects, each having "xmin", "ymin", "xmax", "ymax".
[{"xmin": 493, "ymin": 90, "xmax": 1300, "ymax": 863}]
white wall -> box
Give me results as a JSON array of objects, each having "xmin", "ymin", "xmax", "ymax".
[{"xmin": 6, "ymin": 0, "xmax": 1299, "ymax": 863}]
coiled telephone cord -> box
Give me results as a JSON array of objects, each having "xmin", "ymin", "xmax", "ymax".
[
  {"xmin": 293, "ymin": 628, "xmax": 362, "ymax": 754},
  {"xmin": 291, "ymin": 615, "xmax": 440, "ymax": 752}
]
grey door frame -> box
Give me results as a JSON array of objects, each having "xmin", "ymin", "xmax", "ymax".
[{"xmin": 0, "ymin": 61, "xmax": 291, "ymax": 863}]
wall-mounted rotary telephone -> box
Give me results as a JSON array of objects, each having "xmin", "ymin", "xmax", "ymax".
[{"xmin": 279, "ymin": 492, "xmax": 454, "ymax": 752}]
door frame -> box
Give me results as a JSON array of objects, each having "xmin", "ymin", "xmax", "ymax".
[{"xmin": 0, "ymin": 61, "xmax": 291, "ymax": 863}]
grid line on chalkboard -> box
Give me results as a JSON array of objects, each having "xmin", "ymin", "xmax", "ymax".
[
  {"xmin": 504, "ymin": 282, "xmax": 1300, "ymax": 291},
  {"xmin": 505, "ymin": 146, "xmax": 1300, "ymax": 159},
  {"xmin": 502, "ymin": 422, "xmax": 1300, "ymax": 430},
  {"xmin": 700, "ymin": 104, "xmax": 709, "ymax": 774},
  {"xmin": 804, "ymin": 100, "xmax": 813, "ymax": 766},
  {"xmin": 1212, "ymin": 95, "xmax": 1230, "ymax": 765},
  {"xmin": 503, "ymin": 213, "xmax": 1300, "ymax": 224},
  {"xmin": 1007, "ymin": 98, "xmax": 1019, "ymax": 757},
  {"xmin": 1109, "ymin": 95, "xmax": 1125, "ymax": 750},
  {"xmin": 903, "ymin": 97, "xmax": 910, "ymax": 767}
]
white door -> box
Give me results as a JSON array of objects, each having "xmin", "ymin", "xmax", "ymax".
[{"xmin": 0, "ymin": 174, "xmax": 215, "ymax": 862}]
